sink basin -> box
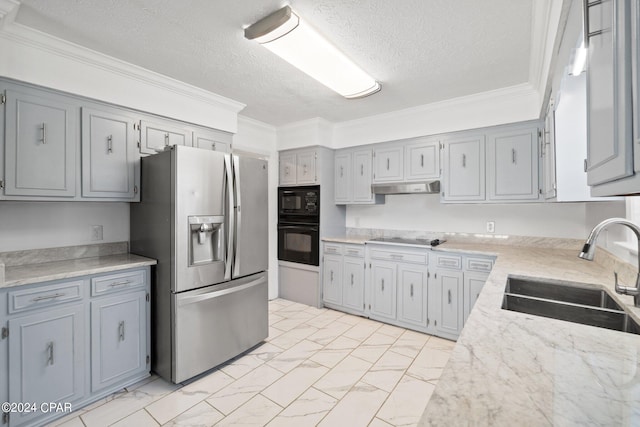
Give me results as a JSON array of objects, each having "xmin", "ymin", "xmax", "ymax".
[
  {"xmin": 505, "ymin": 277, "xmax": 622, "ymax": 310},
  {"xmin": 502, "ymin": 277, "xmax": 640, "ymax": 335}
]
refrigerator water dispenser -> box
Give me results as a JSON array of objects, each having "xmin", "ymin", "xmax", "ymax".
[{"xmin": 188, "ymin": 216, "xmax": 224, "ymax": 265}]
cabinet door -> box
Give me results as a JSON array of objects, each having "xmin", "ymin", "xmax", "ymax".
[
  {"xmin": 193, "ymin": 129, "xmax": 232, "ymax": 153},
  {"xmin": 342, "ymin": 256, "xmax": 364, "ymax": 312},
  {"xmin": 335, "ymin": 152, "xmax": 352, "ymax": 203},
  {"xmin": 442, "ymin": 136, "xmax": 485, "ymax": 201},
  {"xmin": 4, "ymin": 89, "xmax": 77, "ymax": 197},
  {"xmin": 322, "ymin": 254, "xmax": 343, "ymax": 306},
  {"xmin": 397, "ymin": 264, "xmax": 428, "ymax": 329},
  {"xmin": 487, "ymin": 126, "xmax": 539, "ymax": 201},
  {"xmin": 585, "ymin": 0, "xmax": 634, "ymax": 185},
  {"xmin": 434, "ymin": 269, "xmax": 463, "ymax": 338},
  {"xmin": 91, "ymin": 290, "xmax": 148, "ymax": 392},
  {"xmin": 373, "ymin": 146, "xmax": 403, "ymax": 182},
  {"xmin": 353, "ymin": 150, "xmax": 374, "ymax": 202},
  {"xmin": 81, "ymin": 107, "xmax": 137, "ymax": 199},
  {"xmin": 405, "ymin": 139, "xmax": 440, "ymax": 181},
  {"xmin": 296, "ymin": 150, "xmax": 317, "ymax": 184},
  {"xmin": 8, "ymin": 304, "xmax": 85, "ymax": 426},
  {"xmin": 464, "ymin": 272, "xmax": 488, "ymax": 324},
  {"xmin": 279, "ymin": 153, "xmax": 296, "ymax": 185},
  {"xmin": 370, "ymin": 261, "xmax": 397, "ymax": 321},
  {"xmin": 542, "ymin": 101, "xmax": 557, "ymax": 199},
  {"xmin": 139, "ymin": 120, "xmax": 192, "ymax": 154}
]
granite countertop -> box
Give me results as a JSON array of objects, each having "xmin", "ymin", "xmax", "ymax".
[
  {"xmin": 418, "ymin": 241, "xmax": 640, "ymax": 426},
  {"xmin": 3, "ymin": 253, "xmax": 157, "ymax": 288},
  {"xmin": 322, "ymin": 235, "xmax": 371, "ymax": 245}
]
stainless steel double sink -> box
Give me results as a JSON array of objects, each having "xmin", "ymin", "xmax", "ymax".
[{"xmin": 502, "ymin": 277, "xmax": 640, "ymax": 335}]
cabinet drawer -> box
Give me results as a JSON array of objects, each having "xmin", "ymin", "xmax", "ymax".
[
  {"xmin": 435, "ymin": 254, "xmax": 462, "ymax": 270},
  {"xmin": 369, "ymin": 249, "xmax": 428, "ymax": 265},
  {"xmin": 343, "ymin": 245, "xmax": 365, "ymax": 258},
  {"xmin": 466, "ymin": 257, "xmax": 494, "ymax": 272},
  {"xmin": 323, "ymin": 243, "xmax": 343, "ymax": 255},
  {"xmin": 92, "ymin": 270, "xmax": 146, "ymax": 296},
  {"xmin": 8, "ymin": 280, "xmax": 84, "ymax": 314}
]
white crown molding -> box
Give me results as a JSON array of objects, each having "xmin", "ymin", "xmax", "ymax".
[
  {"xmin": 333, "ymin": 83, "xmax": 539, "ymax": 130},
  {"xmin": 277, "ymin": 116, "xmax": 333, "ymax": 131},
  {"xmin": 0, "ymin": 16, "xmax": 246, "ymax": 114},
  {"xmin": 238, "ymin": 115, "xmax": 277, "ymax": 133}
]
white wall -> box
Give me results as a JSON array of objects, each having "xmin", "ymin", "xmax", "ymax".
[
  {"xmin": 347, "ymin": 196, "xmax": 625, "ymax": 240},
  {"xmin": 234, "ymin": 116, "xmax": 279, "ymax": 300},
  {"xmin": 0, "ymin": 202, "xmax": 129, "ymax": 252}
]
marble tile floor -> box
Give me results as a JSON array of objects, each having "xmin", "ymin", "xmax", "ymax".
[{"xmin": 51, "ymin": 299, "xmax": 455, "ymax": 427}]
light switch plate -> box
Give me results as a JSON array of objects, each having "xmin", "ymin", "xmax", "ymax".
[
  {"xmin": 486, "ymin": 221, "xmax": 495, "ymax": 233},
  {"xmin": 91, "ymin": 225, "xmax": 103, "ymax": 241}
]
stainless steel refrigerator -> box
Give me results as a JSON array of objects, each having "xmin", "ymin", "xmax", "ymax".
[{"xmin": 130, "ymin": 145, "xmax": 268, "ymax": 383}]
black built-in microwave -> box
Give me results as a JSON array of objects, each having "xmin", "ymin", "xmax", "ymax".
[{"xmin": 278, "ymin": 185, "xmax": 320, "ymax": 223}]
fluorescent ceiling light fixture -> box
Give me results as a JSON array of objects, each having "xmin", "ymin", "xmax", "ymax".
[
  {"xmin": 244, "ymin": 6, "xmax": 380, "ymax": 99},
  {"xmin": 570, "ymin": 42, "xmax": 587, "ymax": 76}
]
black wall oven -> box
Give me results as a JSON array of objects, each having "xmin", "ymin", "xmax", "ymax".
[{"xmin": 278, "ymin": 186, "xmax": 320, "ymax": 266}]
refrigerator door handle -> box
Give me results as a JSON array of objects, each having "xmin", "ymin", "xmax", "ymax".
[
  {"xmin": 233, "ymin": 154, "xmax": 241, "ymax": 277},
  {"xmin": 224, "ymin": 153, "xmax": 234, "ymax": 281},
  {"xmin": 177, "ymin": 276, "xmax": 265, "ymax": 306}
]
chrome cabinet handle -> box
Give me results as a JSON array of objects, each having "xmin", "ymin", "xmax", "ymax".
[
  {"xmin": 347, "ymin": 249, "xmax": 359, "ymax": 255},
  {"xmin": 118, "ymin": 321, "xmax": 125, "ymax": 341},
  {"xmin": 164, "ymin": 133, "xmax": 170, "ymax": 146},
  {"xmin": 410, "ymin": 284, "xmax": 414, "ymax": 297},
  {"xmin": 41, "ymin": 123, "xmax": 46, "ymax": 144},
  {"xmin": 512, "ymin": 148, "xmax": 516, "ymax": 164},
  {"xmin": 330, "ymin": 271, "xmax": 334, "ymax": 282},
  {"xmin": 285, "ymin": 166, "xmax": 290, "ymax": 175},
  {"xmin": 462, "ymin": 154, "xmax": 466, "ymax": 168},
  {"xmin": 390, "ymin": 254, "xmax": 404, "ymax": 260},
  {"xmin": 386, "ymin": 158, "xmax": 390, "ymax": 170},
  {"xmin": 46, "ymin": 342, "xmax": 54, "ymax": 366},
  {"xmin": 448, "ymin": 289, "xmax": 452, "ymax": 304},
  {"xmin": 381, "ymin": 278, "xmax": 384, "ymax": 291},
  {"xmin": 109, "ymin": 280, "xmax": 132, "ymax": 288},
  {"xmin": 421, "ymin": 154, "xmax": 424, "ymax": 167},
  {"xmin": 212, "ymin": 143, "xmax": 216, "ymax": 150},
  {"xmin": 360, "ymin": 164, "xmax": 364, "ymax": 176},
  {"xmin": 340, "ymin": 166, "xmax": 343, "ymax": 177},
  {"xmin": 32, "ymin": 293, "xmax": 65, "ymax": 302},
  {"xmin": 351, "ymin": 274, "xmax": 354, "ymax": 285},
  {"xmin": 107, "ymin": 135, "xmax": 113, "ymax": 153}
]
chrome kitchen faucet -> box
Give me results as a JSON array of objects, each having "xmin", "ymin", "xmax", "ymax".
[{"xmin": 579, "ymin": 218, "xmax": 640, "ymax": 307}]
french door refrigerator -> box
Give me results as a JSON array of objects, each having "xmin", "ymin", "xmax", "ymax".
[{"xmin": 130, "ymin": 145, "xmax": 268, "ymax": 383}]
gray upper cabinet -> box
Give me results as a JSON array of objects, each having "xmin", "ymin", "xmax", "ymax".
[
  {"xmin": 442, "ymin": 134, "xmax": 485, "ymax": 201},
  {"xmin": 405, "ymin": 138, "xmax": 440, "ymax": 181},
  {"xmin": 585, "ymin": 0, "xmax": 634, "ymax": 186},
  {"xmin": 296, "ymin": 150, "xmax": 317, "ymax": 184},
  {"xmin": 279, "ymin": 152, "xmax": 296, "ymax": 185},
  {"xmin": 334, "ymin": 152, "xmax": 352, "ymax": 203},
  {"xmin": 373, "ymin": 146, "xmax": 403, "ymax": 182},
  {"xmin": 3, "ymin": 88, "xmax": 77, "ymax": 198},
  {"xmin": 193, "ymin": 128, "xmax": 232, "ymax": 153},
  {"xmin": 353, "ymin": 150, "xmax": 375, "ymax": 202},
  {"xmin": 486, "ymin": 125, "xmax": 539, "ymax": 201},
  {"xmin": 139, "ymin": 119, "xmax": 192, "ymax": 155},
  {"xmin": 542, "ymin": 100, "xmax": 557, "ymax": 199},
  {"xmin": 81, "ymin": 107, "xmax": 138, "ymax": 200}
]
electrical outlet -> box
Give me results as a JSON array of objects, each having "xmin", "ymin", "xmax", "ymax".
[
  {"xmin": 91, "ymin": 225, "xmax": 103, "ymax": 241},
  {"xmin": 486, "ymin": 221, "xmax": 495, "ymax": 233}
]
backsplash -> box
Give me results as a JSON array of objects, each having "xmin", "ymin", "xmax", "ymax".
[{"xmin": 0, "ymin": 242, "xmax": 129, "ymax": 267}]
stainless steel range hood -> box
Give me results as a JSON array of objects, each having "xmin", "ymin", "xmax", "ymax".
[{"xmin": 371, "ymin": 180, "xmax": 440, "ymax": 195}]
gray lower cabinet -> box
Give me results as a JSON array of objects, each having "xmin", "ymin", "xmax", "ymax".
[
  {"xmin": 3, "ymin": 88, "xmax": 77, "ymax": 198},
  {"xmin": 81, "ymin": 107, "xmax": 138, "ymax": 200},
  {"xmin": 432, "ymin": 269, "xmax": 464, "ymax": 340},
  {"xmin": 321, "ymin": 243, "xmax": 365, "ymax": 315},
  {"xmin": 464, "ymin": 272, "xmax": 489, "ymax": 324},
  {"xmin": 91, "ymin": 290, "xmax": 147, "ymax": 392},
  {"xmin": 397, "ymin": 264, "xmax": 428, "ymax": 329},
  {"xmin": 0, "ymin": 267, "xmax": 150, "ymax": 426},
  {"xmin": 8, "ymin": 304, "xmax": 85, "ymax": 427},
  {"xmin": 369, "ymin": 260, "xmax": 397, "ymax": 321}
]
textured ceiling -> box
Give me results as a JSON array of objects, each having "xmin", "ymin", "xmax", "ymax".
[{"xmin": 15, "ymin": 0, "xmax": 534, "ymax": 126}]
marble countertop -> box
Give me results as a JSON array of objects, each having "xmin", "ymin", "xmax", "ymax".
[
  {"xmin": 322, "ymin": 236, "xmax": 370, "ymax": 245},
  {"xmin": 418, "ymin": 241, "xmax": 640, "ymax": 426},
  {"xmin": 3, "ymin": 253, "xmax": 157, "ymax": 288}
]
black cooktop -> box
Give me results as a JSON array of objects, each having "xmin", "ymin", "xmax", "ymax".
[{"xmin": 369, "ymin": 237, "xmax": 445, "ymax": 247}]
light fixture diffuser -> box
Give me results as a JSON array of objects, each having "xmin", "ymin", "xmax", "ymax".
[{"xmin": 244, "ymin": 6, "xmax": 380, "ymax": 99}]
